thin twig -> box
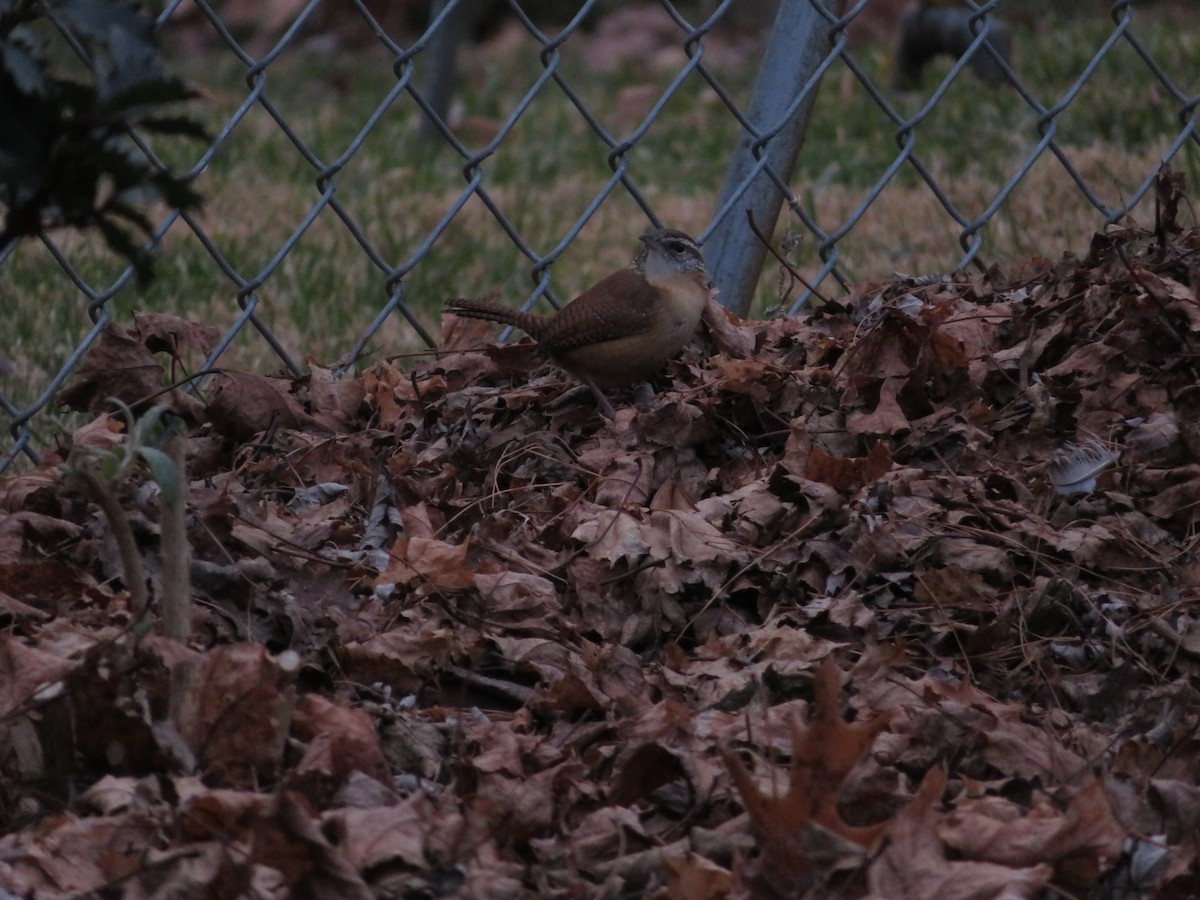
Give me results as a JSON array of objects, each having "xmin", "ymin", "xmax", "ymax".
[{"xmin": 746, "ymin": 210, "xmax": 832, "ymax": 307}]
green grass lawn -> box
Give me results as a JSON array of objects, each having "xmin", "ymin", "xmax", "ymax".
[{"xmin": 2, "ymin": 3, "xmax": 1199, "ymax": 456}]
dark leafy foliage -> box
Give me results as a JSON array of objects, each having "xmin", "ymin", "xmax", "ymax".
[{"xmin": 0, "ymin": 0, "xmax": 205, "ymax": 284}]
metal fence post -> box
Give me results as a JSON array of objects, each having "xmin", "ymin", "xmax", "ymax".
[
  {"xmin": 706, "ymin": 0, "xmax": 840, "ymax": 316},
  {"xmin": 417, "ymin": 0, "xmax": 486, "ymax": 142}
]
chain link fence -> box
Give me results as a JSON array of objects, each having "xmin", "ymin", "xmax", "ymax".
[{"xmin": 2, "ymin": 0, "xmax": 1197, "ymax": 470}]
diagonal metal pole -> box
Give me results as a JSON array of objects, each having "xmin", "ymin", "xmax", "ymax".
[{"xmin": 706, "ymin": 0, "xmax": 841, "ymax": 316}]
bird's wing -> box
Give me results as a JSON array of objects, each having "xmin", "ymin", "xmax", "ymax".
[{"xmin": 539, "ymin": 268, "xmax": 655, "ymax": 352}]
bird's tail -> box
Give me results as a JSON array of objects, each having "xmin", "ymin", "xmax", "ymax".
[{"xmin": 444, "ymin": 298, "xmax": 546, "ymax": 340}]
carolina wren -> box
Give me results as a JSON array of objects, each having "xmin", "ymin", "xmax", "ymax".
[{"xmin": 445, "ymin": 228, "xmax": 710, "ymax": 417}]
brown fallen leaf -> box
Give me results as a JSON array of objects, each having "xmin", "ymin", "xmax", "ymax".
[
  {"xmin": 207, "ymin": 370, "xmax": 322, "ymax": 442},
  {"xmin": 251, "ymin": 791, "xmax": 374, "ymax": 899},
  {"xmin": 174, "ymin": 642, "xmax": 296, "ymax": 786},
  {"xmin": 287, "ymin": 693, "xmax": 392, "ymax": 801},
  {"xmin": 665, "ymin": 851, "xmax": 734, "ymax": 900},
  {"xmin": 701, "ymin": 296, "xmax": 756, "ymax": 358},
  {"xmin": 57, "ymin": 322, "xmax": 166, "ymax": 414},
  {"xmin": 938, "ymin": 779, "xmax": 1125, "ymax": 887},
  {"xmin": 869, "ymin": 768, "xmax": 1053, "ymax": 900},
  {"xmin": 724, "ymin": 660, "xmax": 890, "ymax": 889}
]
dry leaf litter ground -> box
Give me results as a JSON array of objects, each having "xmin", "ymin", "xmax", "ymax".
[{"xmin": 4, "ymin": 191, "xmax": 1200, "ymax": 898}]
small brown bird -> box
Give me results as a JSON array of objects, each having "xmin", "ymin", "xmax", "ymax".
[{"xmin": 445, "ymin": 228, "xmax": 710, "ymax": 417}]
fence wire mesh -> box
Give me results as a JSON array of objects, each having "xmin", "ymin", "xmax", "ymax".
[{"xmin": 2, "ymin": 0, "xmax": 1198, "ymax": 470}]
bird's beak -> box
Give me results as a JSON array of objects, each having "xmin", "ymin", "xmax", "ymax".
[{"xmin": 639, "ymin": 232, "xmax": 660, "ymax": 249}]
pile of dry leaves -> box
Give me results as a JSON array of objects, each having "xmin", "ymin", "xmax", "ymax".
[{"xmin": 3, "ymin": 190, "xmax": 1200, "ymax": 898}]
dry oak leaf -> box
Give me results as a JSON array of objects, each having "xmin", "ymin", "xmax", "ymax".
[
  {"xmin": 0, "ymin": 588, "xmax": 51, "ymax": 625},
  {"xmin": 1148, "ymin": 777, "xmax": 1200, "ymax": 865},
  {"xmin": 57, "ymin": 321, "xmax": 166, "ymax": 414},
  {"xmin": 324, "ymin": 796, "xmax": 442, "ymax": 874},
  {"xmin": 723, "ymin": 661, "xmax": 890, "ymax": 881},
  {"xmin": 571, "ymin": 506, "xmax": 749, "ymax": 575},
  {"xmin": 67, "ymin": 410, "xmax": 128, "ymax": 454},
  {"xmin": 0, "ymin": 557, "xmax": 102, "ymax": 625},
  {"xmin": 59, "ymin": 314, "xmax": 214, "ymax": 420},
  {"xmin": 702, "ymin": 293, "xmax": 757, "ymax": 357},
  {"xmin": 0, "ymin": 635, "xmax": 77, "ymax": 719},
  {"xmin": 707, "ymin": 354, "xmax": 776, "ymax": 403},
  {"xmin": 206, "ymin": 370, "xmax": 319, "ymax": 442},
  {"xmin": 251, "ymin": 791, "xmax": 374, "ymax": 900},
  {"xmin": 571, "ymin": 508, "xmax": 650, "ymax": 564},
  {"xmin": 375, "ymin": 534, "xmax": 476, "ymax": 591},
  {"xmin": 0, "ymin": 809, "xmax": 162, "ymax": 896},
  {"xmin": 0, "ymin": 465, "xmax": 62, "ymax": 514},
  {"xmin": 869, "ymin": 768, "xmax": 1053, "ymax": 900},
  {"xmin": 804, "ymin": 441, "xmax": 893, "ymax": 493},
  {"xmin": 133, "ymin": 310, "xmax": 221, "ymax": 361},
  {"xmin": 289, "ymin": 693, "xmax": 392, "ymax": 788},
  {"xmin": 582, "ymin": 444, "xmax": 657, "ymax": 507},
  {"xmin": 362, "ymin": 360, "xmax": 415, "ymax": 429},
  {"xmin": 174, "ymin": 642, "xmax": 296, "ymax": 786},
  {"xmin": 569, "ymin": 805, "xmax": 653, "ymax": 873},
  {"xmin": 467, "ymin": 758, "xmax": 584, "ymax": 844},
  {"xmin": 664, "ymin": 852, "xmax": 735, "ymax": 900},
  {"xmin": 339, "ymin": 623, "xmax": 460, "ymax": 690},
  {"xmin": 1135, "ymin": 269, "xmax": 1200, "ymax": 331},
  {"xmin": 938, "ymin": 779, "xmax": 1125, "ymax": 887},
  {"xmin": 846, "ymin": 376, "xmax": 910, "ymax": 436},
  {"xmin": 304, "ymin": 360, "xmax": 367, "ymax": 430},
  {"xmin": 472, "ymin": 570, "xmax": 562, "ymax": 635},
  {"xmin": 489, "ymin": 635, "xmax": 608, "ymax": 712},
  {"xmin": 0, "ymin": 513, "xmax": 83, "ymax": 574}
]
